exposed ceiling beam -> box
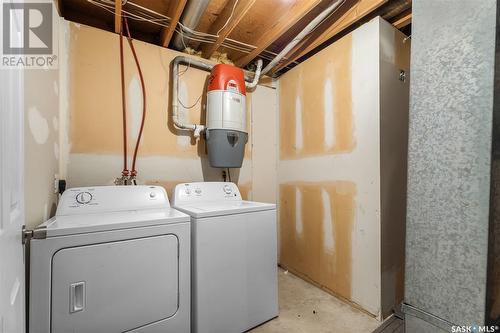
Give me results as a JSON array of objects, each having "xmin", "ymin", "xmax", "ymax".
[
  {"xmin": 234, "ymin": 0, "xmax": 323, "ymax": 67},
  {"xmin": 161, "ymin": 0, "xmax": 188, "ymax": 47},
  {"xmin": 114, "ymin": 0, "xmax": 122, "ymax": 33},
  {"xmin": 273, "ymin": 0, "xmax": 387, "ymax": 73},
  {"xmin": 392, "ymin": 11, "xmax": 412, "ymax": 29},
  {"xmin": 201, "ymin": 0, "xmax": 257, "ymax": 59}
]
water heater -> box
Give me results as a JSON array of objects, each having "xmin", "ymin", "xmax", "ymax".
[{"xmin": 206, "ymin": 64, "xmax": 247, "ymax": 168}]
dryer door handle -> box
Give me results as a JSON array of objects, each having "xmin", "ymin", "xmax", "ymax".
[{"xmin": 70, "ymin": 281, "xmax": 86, "ymax": 313}]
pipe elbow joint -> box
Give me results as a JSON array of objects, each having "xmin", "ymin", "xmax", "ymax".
[{"xmin": 193, "ymin": 124, "xmax": 205, "ymax": 138}]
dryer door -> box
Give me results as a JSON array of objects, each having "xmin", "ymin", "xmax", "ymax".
[{"xmin": 51, "ymin": 234, "xmax": 179, "ymax": 333}]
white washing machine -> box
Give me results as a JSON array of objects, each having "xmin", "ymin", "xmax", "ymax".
[
  {"xmin": 172, "ymin": 182, "xmax": 278, "ymax": 333},
  {"xmin": 29, "ymin": 185, "xmax": 191, "ymax": 333}
]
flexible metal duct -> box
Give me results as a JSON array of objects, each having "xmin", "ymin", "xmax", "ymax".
[
  {"xmin": 261, "ymin": 0, "xmax": 345, "ymax": 75},
  {"xmin": 172, "ymin": 0, "xmax": 211, "ymax": 50}
]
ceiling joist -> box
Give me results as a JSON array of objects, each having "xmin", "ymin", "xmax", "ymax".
[
  {"xmin": 161, "ymin": 0, "xmax": 188, "ymax": 47},
  {"xmin": 273, "ymin": 0, "xmax": 388, "ymax": 73},
  {"xmin": 114, "ymin": 0, "xmax": 121, "ymax": 33},
  {"xmin": 234, "ymin": 0, "xmax": 323, "ymax": 67},
  {"xmin": 60, "ymin": 0, "xmax": 411, "ymax": 76},
  {"xmin": 392, "ymin": 10, "xmax": 412, "ymax": 29},
  {"xmin": 201, "ymin": 0, "xmax": 257, "ymax": 59}
]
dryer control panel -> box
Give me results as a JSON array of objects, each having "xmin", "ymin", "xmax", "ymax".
[
  {"xmin": 172, "ymin": 182, "xmax": 242, "ymax": 205},
  {"xmin": 56, "ymin": 186, "xmax": 170, "ymax": 216}
]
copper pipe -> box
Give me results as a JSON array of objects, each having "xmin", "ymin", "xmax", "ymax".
[{"xmin": 124, "ymin": 17, "xmax": 146, "ymax": 177}]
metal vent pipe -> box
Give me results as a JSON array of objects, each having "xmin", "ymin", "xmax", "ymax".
[{"xmin": 172, "ymin": 0, "xmax": 211, "ymax": 50}]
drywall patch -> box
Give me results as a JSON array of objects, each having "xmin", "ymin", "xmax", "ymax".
[
  {"xmin": 52, "ymin": 116, "xmax": 58, "ymax": 131},
  {"xmin": 294, "ymin": 96, "xmax": 303, "ymax": 151},
  {"xmin": 295, "ymin": 187, "xmax": 303, "ymax": 235},
  {"xmin": 322, "ymin": 188, "xmax": 334, "ymax": 253},
  {"xmin": 54, "ymin": 142, "xmax": 59, "ymax": 160},
  {"xmin": 279, "ymin": 33, "xmax": 354, "ymax": 160},
  {"xmin": 128, "ymin": 75, "xmax": 143, "ymax": 144},
  {"xmin": 324, "ymin": 78, "xmax": 335, "ymax": 149},
  {"xmin": 280, "ymin": 181, "xmax": 355, "ymax": 301},
  {"xmin": 28, "ymin": 107, "xmax": 49, "ymax": 144}
]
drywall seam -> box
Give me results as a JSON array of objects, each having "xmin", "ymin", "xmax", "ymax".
[
  {"xmin": 67, "ymin": 153, "xmax": 253, "ymax": 185},
  {"xmin": 58, "ymin": 18, "xmax": 70, "ymax": 179},
  {"xmin": 28, "ymin": 107, "xmax": 49, "ymax": 144},
  {"xmin": 324, "ymin": 78, "xmax": 335, "ymax": 149}
]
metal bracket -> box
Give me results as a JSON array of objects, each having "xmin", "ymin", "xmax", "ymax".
[
  {"xmin": 401, "ymin": 303, "xmax": 454, "ymax": 331},
  {"xmin": 399, "ymin": 70, "xmax": 407, "ymax": 82},
  {"xmin": 22, "ymin": 225, "xmax": 47, "ymax": 245}
]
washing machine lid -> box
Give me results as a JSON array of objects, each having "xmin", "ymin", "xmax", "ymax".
[
  {"xmin": 39, "ymin": 208, "xmax": 190, "ymax": 237},
  {"xmin": 173, "ymin": 200, "xmax": 275, "ymax": 218}
]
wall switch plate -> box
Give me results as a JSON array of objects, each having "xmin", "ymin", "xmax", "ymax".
[{"xmin": 54, "ymin": 174, "xmax": 59, "ymax": 194}]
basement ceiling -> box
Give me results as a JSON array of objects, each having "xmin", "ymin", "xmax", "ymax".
[{"xmin": 59, "ymin": 0, "xmax": 412, "ymax": 76}]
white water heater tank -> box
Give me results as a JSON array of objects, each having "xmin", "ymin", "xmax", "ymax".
[{"xmin": 205, "ymin": 64, "xmax": 247, "ymax": 168}]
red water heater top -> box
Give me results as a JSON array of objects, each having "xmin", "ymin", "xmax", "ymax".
[{"xmin": 208, "ymin": 64, "xmax": 246, "ymax": 95}]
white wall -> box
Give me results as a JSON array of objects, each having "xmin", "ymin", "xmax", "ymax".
[{"xmin": 24, "ymin": 19, "xmax": 70, "ymax": 229}]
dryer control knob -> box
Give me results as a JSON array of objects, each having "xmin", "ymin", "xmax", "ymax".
[
  {"xmin": 76, "ymin": 192, "xmax": 92, "ymax": 204},
  {"xmin": 223, "ymin": 185, "xmax": 232, "ymax": 194}
]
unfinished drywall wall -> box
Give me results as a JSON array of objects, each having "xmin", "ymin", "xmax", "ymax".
[
  {"xmin": 251, "ymin": 86, "xmax": 278, "ymax": 204},
  {"xmin": 64, "ymin": 23, "xmax": 277, "ymax": 200},
  {"xmin": 278, "ymin": 17, "xmax": 409, "ymax": 318},
  {"xmin": 24, "ymin": 19, "xmax": 70, "ymax": 229}
]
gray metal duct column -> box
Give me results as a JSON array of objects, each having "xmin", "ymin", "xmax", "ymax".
[
  {"xmin": 172, "ymin": 0, "xmax": 211, "ymax": 50},
  {"xmin": 404, "ymin": 0, "xmax": 499, "ymax": 331}
]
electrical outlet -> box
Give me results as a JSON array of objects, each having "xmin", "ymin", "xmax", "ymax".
[{"xmin": 54, "ymin": 174, "xmax": 59, "ymax": 194}]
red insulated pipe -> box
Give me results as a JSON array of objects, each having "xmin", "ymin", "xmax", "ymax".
[
  {"xmin": 119, "ymin": 17, "xmax": 129, "ymax": 177},
  {"xmin": 124, "ymin": 17, "xmax": 146, "ymax": 178}
]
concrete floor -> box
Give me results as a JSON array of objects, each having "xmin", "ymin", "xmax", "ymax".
[{"xmin": 250, "ymin": 269, "xmax": 380, "ymax": 333}]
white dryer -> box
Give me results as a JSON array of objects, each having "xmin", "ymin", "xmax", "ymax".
[
  {"xmin": 172, "ymin": 182, "xmax": 278, "ymax": 333},
  {"xmin": 29, "ymin": 185, "xmax": 191, "ymax": 333}
]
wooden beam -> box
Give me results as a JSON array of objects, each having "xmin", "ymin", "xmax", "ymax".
[
  {"xmin": 273, "ymin": 0, "xmax": 387, "ymax": 73},
  {"xmin": 392, "ymin": 12, "xmax": 411, "ymax": 29},
  {"xmin": 201, "ymin": 0, "xmax": 256, "ymax": 59},
  {"xmin": 161, "ymin": 0, "xmax": 188, "ymax": 47},
  {"xmin": 114, "ymin": 0, "xmax": 122, "ymax": 33},
  {"xmin": 234, "ymin": 0, "xmax": 323, "ymax": 67}
]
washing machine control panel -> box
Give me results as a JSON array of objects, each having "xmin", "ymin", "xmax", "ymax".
[
  {"xmin": 56, "ymin": 186, "xmax": 170, "ymax": 216},
  {"xmin": 172, "ymin": 182, "xmax": 242, "ymax": 205}
]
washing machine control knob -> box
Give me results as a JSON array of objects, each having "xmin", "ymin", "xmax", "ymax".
[
  {"xmin": 223, "ymin": 185, "xmax": 232, "ymax": 194},
  {"xmin": 185, "ymin": 188, "xmax": 191, "ymax": 195},
  {"xmin": 76, "ymin": 192, "xmax": 92, "ymax": 204}
]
